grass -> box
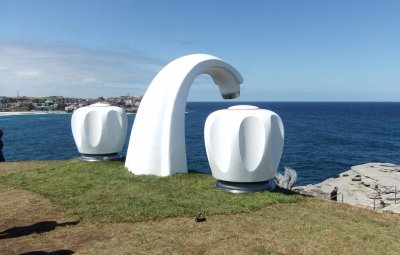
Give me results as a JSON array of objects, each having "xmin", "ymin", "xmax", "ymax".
[
  {"xmin": 1, "ymin": 160, "xmax": 400, "ymax": 254},
  {"xmin": 74, "ymin": 201, "xmax": 400, "ymax": 254},
  {"xmin": 0, "ymin": 159, "xmax": 301, "ymax": 222}
]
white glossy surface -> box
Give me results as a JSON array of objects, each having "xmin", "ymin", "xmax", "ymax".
[
  {"xmin": 125, "ymin": 54, "xmax": 243, "ymax": 176},
  {"xmin": 204, "ymin": 105, "xmax": 284, "ymax": 182},
  {"xmin": 71, "ymin": 103, "xmax": 128, "ymax": 155}
]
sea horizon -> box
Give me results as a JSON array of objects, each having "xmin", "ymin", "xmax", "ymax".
[{"xmin": 1, "ymin": 102, "xmax": 399, "ymax": 186}]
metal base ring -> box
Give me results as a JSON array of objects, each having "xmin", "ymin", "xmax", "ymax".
[
  {"xmin": 215, "ymin": 180, "xmax": 273, "ymax": 193},
  {"xmin": 80, "ymin": 153, "xmax": 122, "ymax": 161}
]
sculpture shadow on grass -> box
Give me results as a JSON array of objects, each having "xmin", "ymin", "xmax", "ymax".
[
  {"xmin": 19, "ymin": 250, "xmax": 74, "ymax": 255},
  {"xmin": 272, "ymin": 186, "xmax": 303, "ymax": 196},
  {"xmin": 0, "ymin": 220, "xmax": 80, "ymax": 240}
]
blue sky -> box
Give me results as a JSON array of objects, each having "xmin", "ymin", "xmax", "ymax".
[{"xmin": 0, "ymin": 0, "xmax": 399, "ymax": 101}]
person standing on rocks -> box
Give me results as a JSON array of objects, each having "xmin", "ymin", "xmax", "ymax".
[
  {"xmin": 330, "ymin": 186, "xmax": 338, "ymax": 201},
  {"xmin": 0, "ymin": 129, "xmax": 5, "ymax": 162}
]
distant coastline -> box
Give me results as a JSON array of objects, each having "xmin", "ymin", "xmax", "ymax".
[
  {"xmin": 0, "ymin": 110, "xmax": 136, "ymax": 117},
  {"xmin": 0, "ymin": 95, "xmax": 142, "ymax": 114},
  {"xmin": 0, "ymin": 111, "xmax": 68, "ymax": 116}
]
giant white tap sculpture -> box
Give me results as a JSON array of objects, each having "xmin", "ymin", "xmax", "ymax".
[
  {"xmin": 125, "ymin": 54, "xmax": 243, "ymax": 176},
  {"xmin": 71, "ymin": 103, "xmax": 128, "ymax": 161},
  {"xmin": 204, "ymin": 105, "xmax": 284, "ymax": 193}
]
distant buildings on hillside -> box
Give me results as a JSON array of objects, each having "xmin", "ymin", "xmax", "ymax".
[{"xmin": 0, "ymin": 95, "xmax": 142, "ymax": 113}]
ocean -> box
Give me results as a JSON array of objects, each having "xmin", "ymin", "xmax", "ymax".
[{"xmin": 1, "ymin": 102, "xmax": 399, "ymax": 185}]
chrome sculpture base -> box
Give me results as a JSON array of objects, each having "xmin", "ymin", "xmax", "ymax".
[
  {"xmin": 215, "ymin": 180, "xmax": 273, "ymax": 193},
  {"xmin": 80, "ymin": 153, "xmax": 122, "ymax": 161}
]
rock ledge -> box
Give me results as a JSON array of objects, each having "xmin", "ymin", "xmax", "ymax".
[{"xmin": 293, "ymin": 163, "xmax": 400, "ymax": 214}]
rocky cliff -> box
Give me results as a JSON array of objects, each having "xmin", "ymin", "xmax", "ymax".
[{"xmin": 294, "ymin": 163, "xmax": 400, "ymax": 214}]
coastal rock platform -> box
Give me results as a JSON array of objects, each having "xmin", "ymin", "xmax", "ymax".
[{"xmin": 293, "ymin": 163, "xmax": 400, "ymax": 214}]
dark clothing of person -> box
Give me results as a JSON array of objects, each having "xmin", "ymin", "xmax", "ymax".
[
  {"xmin": 330, "ymin": 189, "xmax": 338, "ymax": 201},
  {"xmin": 0, "ymin": 139, "xmax": 4, "ymax": 162}
]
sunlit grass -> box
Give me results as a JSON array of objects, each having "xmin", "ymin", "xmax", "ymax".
[{"xmin": 0, "ymin": 160, "xmax": 302, "ymax": 222}]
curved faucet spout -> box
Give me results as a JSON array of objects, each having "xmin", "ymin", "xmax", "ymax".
[
  {"xmin": 125, "ymin": 54, "xmax": 243, "ymax": 176},
  {"xmin": 222, "ymin": 91, "xmax": 240, "ymax": 99}
]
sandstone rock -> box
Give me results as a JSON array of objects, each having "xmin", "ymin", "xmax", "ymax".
[
  {"xmin": 367, "ymin": 192, "xmax": 380, "ymax": 199},
  {"xmin": 382, "ymin": 204, "xmax": 400, "ymax": 214},
  {"xmin": 361, "ymin": 179, "xmax": 374, "ymax": 187},
  {"xmin": 295, "ymin": 163, "xmax": 400, "ymax": 214}
]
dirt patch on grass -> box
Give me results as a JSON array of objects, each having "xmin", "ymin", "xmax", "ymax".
[
  {"xmin": 0, "ymin": 184, "xmax": 74, "ymax": 227},
  {"xmin": 0, "ymin": 184, "xmax": 81, "ymax": 254}
]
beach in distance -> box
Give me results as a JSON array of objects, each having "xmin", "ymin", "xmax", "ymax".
[
  {"xmin": 1, "ymin": 101, "xmax": 399, "ymax": 186},
  {"xmin": 0, "ymin": 111, "xmax": 68, "ymax": 116}
]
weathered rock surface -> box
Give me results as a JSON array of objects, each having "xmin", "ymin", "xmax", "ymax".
[{"xmin": 293, "ymin": 163, "xmax": 400, "ymax": 214}]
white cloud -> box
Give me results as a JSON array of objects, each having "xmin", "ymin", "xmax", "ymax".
[
  {"xmin": 0, "ymin": 42, "xmax": 166, "ymax": 98},
  {"xmin": 16, "ymin": 70, "xmax": 42, "ymax": 77},
  {"xmin": 80, "ymin": 77, "xmax": 102, "ymax": 84}
]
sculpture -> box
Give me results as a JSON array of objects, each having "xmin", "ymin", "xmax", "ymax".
[
  {"xmin": 204, "ymin": 105, "xmax": 284, "ymax": 193},
  {"xmin": 125, "ymin": 54, "xmax": 243, "ymax": 176},
  {"xmin": 71, "ymin": 103, "xmax": 128, "ymax": 161}
]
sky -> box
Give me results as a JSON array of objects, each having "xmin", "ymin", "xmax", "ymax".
[{"xmin": 0, "ymin": 0, "xmax": 399, "ymax": 101}]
